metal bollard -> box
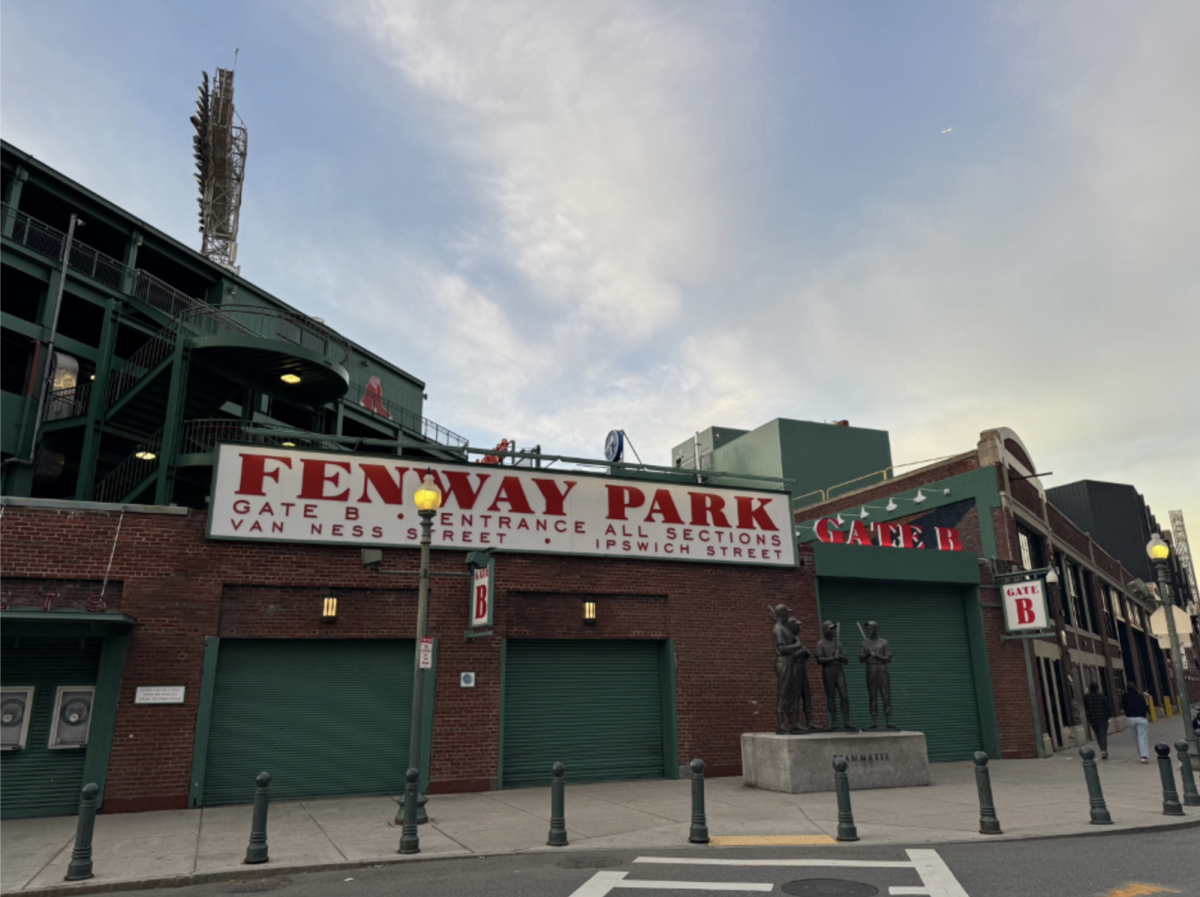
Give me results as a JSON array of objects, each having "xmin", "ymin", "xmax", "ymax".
[
  {"xmin": 398, "ymin": 767, "xmax": 421, "ymax": 854},
  {"xmin": 1154, "ymin": 743, "xmax": 1184, "ymax": 816},
  {"xmin": 548, "ymin": 762, "xmax": 568, "ymax": 847},
  {"xmin": 243, "ymin": 772, "xmax": 271, "ymax": 864},
  {"xmin": 1078, "ymin": 747, "xmax": 1112, "ymax": 825},
  {"xmin": 973, "ymin": 752, "xmax": 1003, "ymax": 834},
  {"xmin": 1177, "ymin": 741, "xmax": 1200, "ymax": 808},
  {"xmin": 689, "ymin": 758, "xmax": 710, "ymax": 844},
  {"xmin": 65, "ymin": 783, "xmax": 100, "ymax": 881},
  {"xmin": 832, "ymin": 756, "xmax": 858, "ymax": 842}
]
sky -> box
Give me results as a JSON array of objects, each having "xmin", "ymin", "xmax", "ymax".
[{"xmin": 2, "ymin": 0, "xmax": 1197, "ymax": 531}]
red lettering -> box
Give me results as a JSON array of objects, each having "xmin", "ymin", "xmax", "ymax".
[
  {"xmin": 235, "ymin": 453, "xmax": 292, "ymax": 496},
  {"xmin": 475, "ymin": 585, "xmax": 489, "ymax": 619},
  {"xmin": 898, "ymin": 524, "xmax": 924, "ymax": 549},
  {"xmin": 815, "ymin": 518, "xmax": 845, "ymax": 544},
  {"xmin": 345, "ymin": 507, "xmax": 359, "ymax": 520},
  {"xmin": 935, "ymin": 527, "xmax": 963, "ymax": 551},
  {"xmin": 428, "ymin": 470, "xmax": 491, "ymax": 510},
  {"xmin": 532, "ymin": 479, "xmax": 577, "ymax": 515},
  {"xmin": 358, "ymin": 464, "xmax": 409, "ymax": 504},
  {"xmin": 606, "ymin": 485, "xmax": 646, "ymax": 520},
  {"xmin": 846, "ymin": 520, "xmax": 872, "ymax": 546},
  {"xmin": 689, "ymin": 492, "xmax": 731, "ymax": 527},
  {"xmin": 233, "ymin": 500, "xmax": 250, "ymax": 514},
  {"xmin": 1016, "ymin": 597, "xmax": 1035, "ymax": 625},
  {"xmin": 874, "ymin": 522, "xmax": 899, "ymax": 548},
  {"xmin": 487, "ymin": 476, "xmax": 535, "ymax": 513},
  {"xmin": 644, "ymin": 489, "xmax": 685, "ymax": 524},
  {"xmin": 298, "ymin": 458, "xmax": 352, "ymax": 501},
  {"xmin": 735, "ymin": 496, "xmax": 778, "ymax": 531}
]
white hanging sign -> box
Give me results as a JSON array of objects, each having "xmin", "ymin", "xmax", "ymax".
[{"xmin": 1001, "ymin": 579, "xmax": 1050, "ymax": 632}]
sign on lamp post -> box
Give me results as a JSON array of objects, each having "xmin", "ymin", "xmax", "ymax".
[{"xmin": 1002, "ymin": 579, "xmax": 1050, "ymax": 632}]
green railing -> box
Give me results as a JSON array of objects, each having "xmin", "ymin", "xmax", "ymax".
[
  {"xmin": 348, "ymin": 380, "xmax": 467, "ymax": 447},
  {"xmin": 181, "ymin": 304, "xmax": 349, "ymax": 366}
]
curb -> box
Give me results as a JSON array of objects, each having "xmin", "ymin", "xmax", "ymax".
[{"xmin": 9, "ymin": 815, "xmax": 1200, "ymax": 896}]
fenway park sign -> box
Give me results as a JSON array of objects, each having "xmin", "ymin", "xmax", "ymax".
[{"xmin": 208, "ymin": 445, "xmax": 796, "ymax": 566}]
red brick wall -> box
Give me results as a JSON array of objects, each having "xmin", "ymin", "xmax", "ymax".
[{"xmin": 0, "ymin": 505, "xmax": 816, "ymax": 809}]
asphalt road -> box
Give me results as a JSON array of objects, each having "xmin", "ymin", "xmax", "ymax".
[{"xmin": 103, "ymin": 826, "xmax": 1199, "ymax": 897}]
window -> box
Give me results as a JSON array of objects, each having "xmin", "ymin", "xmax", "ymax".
[
  {"xmin": 1055, "ymin": 553, "xmax": 1072, "ymax": 625},
  {"xmin": 48, "ymin": 686, "xmax": 95, "ymax": 749},
  {"xmin": 0, "ymin": 687, "xmax": 35, "ymax": 751},
  {"xmin": 1017, "ymin": 524, "xmax": 1044, "ymax": 570}
]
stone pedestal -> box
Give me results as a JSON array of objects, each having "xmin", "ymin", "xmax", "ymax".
[{"xmin": 741, "ymin": 731, "xmax": 931, "ymax": 794}]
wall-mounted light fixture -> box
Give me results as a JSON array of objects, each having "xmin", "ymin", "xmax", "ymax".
[
  {"xmin": 583, "ymin": 600, "xmax": 597, "ymax": 625},
  {"xmin": 322, "ymin": 596, "xmax": 338, "ymax": 624},
  {"xmin": 135, "ymin": 450, "xmax": 156, "ymax": 461},
  {"xmin": 281, "ymin": 373, "xmax": 301, "ymax": 385},
  {"xmin": 282, "ymin": 442, "xmax": 296, "ymax": 448}
]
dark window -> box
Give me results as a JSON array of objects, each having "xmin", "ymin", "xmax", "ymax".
[{"xmin": 1, "ymin": 328, "xmax": 36, "ymax": 394}]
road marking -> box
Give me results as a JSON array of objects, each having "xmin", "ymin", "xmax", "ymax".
[
  {"xmin": 889, "ymin": 888, "xmax": 930, "ymax": 896},
  {"xmin": 707, "ymin": 835, "xmax": 838, "ymax": 846},
  {"xmin": 1105, "ymin": 886, "xmax": 1181, "ymax": 897},
  {"xmin": 635, "ymin": 858, "xmax": 916, "ymax": 868},
  {"xmin": 906, "ymin": 849, "xmax": 969, "ymax": 897},
  {"xmin": 568, "ymin": 871, "xmax": 774, "ymax": 896}
]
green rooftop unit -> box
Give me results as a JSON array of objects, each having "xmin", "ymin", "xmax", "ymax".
[{"xmin": 671, "ymin": 419, "xmax": 892, "ymax": 513}]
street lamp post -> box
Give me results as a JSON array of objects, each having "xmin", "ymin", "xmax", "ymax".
[
  {"xmin": 1147, "ymin": 534, "xmax": 1200, "ymax": 780},
  {"xmin": 398, "ymin": 473, "xmax": 442, "ymax": 849}
]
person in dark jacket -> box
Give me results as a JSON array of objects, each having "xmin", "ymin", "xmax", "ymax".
[
  {"xmin": 1120, "ymin": 681, "xmax": 1151, "ymax": 763},
  {"xmin": 1082, "ymin": 682, "xmax": 1111, "ymax": 759}
]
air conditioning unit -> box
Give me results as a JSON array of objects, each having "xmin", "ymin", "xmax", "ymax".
[
  {"xmin": 0, "ymin": 687, "xmax": 35, "ymax": 751},
  {"xmin": 49, "ymin": 686, "xmax": 95, "ymax": 749}
]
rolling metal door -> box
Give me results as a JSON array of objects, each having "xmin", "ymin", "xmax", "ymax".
[
  {"xmin": 503, "ymin": 640, "xmax": 665, "ymax": 788},
  {"xmin": 1, "ymin": 639, "xmax": 101, "ymax": 818},
  {"xmin": 202, "ymin": 639, "xmax": 414, "ymax": 805},
  {"xmin": 817, "ymin": 581, "xmax": 983, "ymax": 761}
]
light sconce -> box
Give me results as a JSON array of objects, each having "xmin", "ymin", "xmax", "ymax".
[
  {"xmin": 135, "ymin": 450, "xmax": 156, "ymax": 461},
  {"xmin": 583, "ymin": 600, "xmax": 597, "ymax": 625},
  {"xmin": 282, "ymin": 441, "xmax": 296, "ymax": 448},
  {"xmin": 322, "ymin": 596, "xmax": 338, "ymax": 623},
  {"xmin": 281, "ymin": 373, "xmax": 302, "ymax": 385},
  {"xmin": 858, "ymin": 505, "xmax": 885, "ymax": 519},
  {"xmin": 1046, "ymin": 567, "xmax": 1059, "ymax": 585},
  {"xmin": 913, "ymin": 490, "xmax": 928, "ymax": 504},
  {"xmin": 885, "ymin": 498, "xmax": 898, "ymax": 512}
]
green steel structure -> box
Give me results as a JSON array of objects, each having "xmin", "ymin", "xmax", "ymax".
[{"xmin": 1, "ymin": 140, "xmax": 465, "ymax": 508}]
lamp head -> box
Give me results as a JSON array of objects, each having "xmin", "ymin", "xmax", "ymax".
[
  {"xmin": 414, "ymin": 473, "xmax": 443, "ymax": 512},
  {"xmin": 1046, "ymin": 567, "xmax": 1059, "ymax": 585},
  {"xmin": 1146, "ymin": 533, "xmax": 1170, "ymax": 561}
]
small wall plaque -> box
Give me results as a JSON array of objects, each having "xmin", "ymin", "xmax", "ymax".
[{"xmin": 134, "ymin": 686, "xmax": 186, "ymax": 705}]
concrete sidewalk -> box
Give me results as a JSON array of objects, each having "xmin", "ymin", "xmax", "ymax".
[{"xmin": 4, "ymin": 715, "xmax": 1197, "ymax": 894}]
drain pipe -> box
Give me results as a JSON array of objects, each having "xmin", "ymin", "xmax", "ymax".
[{"xmin": 1, "ymin": 214, "xmax": 83, "ymax": 477}]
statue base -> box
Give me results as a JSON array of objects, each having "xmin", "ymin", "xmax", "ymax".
[{"xmin": 741, "ymin": 730, "xmax": 931, "ymax": 794}]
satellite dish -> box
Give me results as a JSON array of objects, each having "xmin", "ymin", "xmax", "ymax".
[{"xmin": 604, "ymin": 430, "xmax": 625, "ymax": 462}]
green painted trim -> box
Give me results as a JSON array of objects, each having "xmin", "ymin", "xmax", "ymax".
[
  {"xmin": 963, "ymin": 585, "xmax": 1001, "ymax": 757},
  {"xmin": 660, "ymin": 639, "xmax": 680, "ymax": 779},
  {"xmin": 798, "ymin": 465, "xmax": 1003, "ymax": 559},
  {"xmin": 156, "ymin": 341, "xmax": 190, "ymax": 505},
  {"xmin": 188, "ymin": 636, "xmax": 221, "ymax": 808},
  {"xmin": 814, "ymin": 543, "xmax": 981, "ymax": 584},
  {"xmin": 420, "ymin": 638, "xmax": 438, "ymax": 794},
  {"xmin": 497, "ymin": 638, "xmax": 507, "ymax": 788},
  {"xmin": 76, "ymin": 301, "xmax": 119, "ymax": 500},
  {"xmin": 0, "ymin": 609, "xmax": 136, "ymax": 627},
  {"xmin": 81, "ymin": 633, "xmax": 129, "ymax": 807}
]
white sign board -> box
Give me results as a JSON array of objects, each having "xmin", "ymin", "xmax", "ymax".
[
  {"xmin": 460, "ymin": 672, "xmax": 476, "ymax": 688},
  {"xmin": 134, "ymin": 686, "xmax": 186, "ymax": 705},
  {"xmin": 419, "ymin": 636, "xmax": 434, "ymax": 670},
  {"xmin": 1001, "ymin": 579, "xmax": 1050, "ymax": 632},
  {"xmin": 207, "ymin": 446, "xmax": 795, "ymax": 566}
]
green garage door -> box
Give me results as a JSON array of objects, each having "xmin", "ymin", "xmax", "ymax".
[
  {"xmin": 817, "ymin": 581, "xmax": 983, "ymax": 762},
  {"xmin": 1, "ymin": 639, "xmax": 102, "ymax": 818},
  {"xmin": 503, "ymin": 640, "xmax": 666, "ymax": 788},
  {"xmin": 202, "ymin": 639, "xmax": 414, "ymax": 805}
]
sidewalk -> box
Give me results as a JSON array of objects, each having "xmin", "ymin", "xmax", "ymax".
[{"xmin": 4, "ymin": 716, "xmax": 1197, "ymax": 894}]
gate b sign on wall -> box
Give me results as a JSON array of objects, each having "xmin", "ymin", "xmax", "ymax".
[
  {"xmin": 208, "ymin": 445, "xmax": 796, "ymax": 566},
  {"xmin": 1001, "ymin": 579, "xmax": 1049, "ymax": 632}
]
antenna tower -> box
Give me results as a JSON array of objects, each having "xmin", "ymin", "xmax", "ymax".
[
  {"xmin": 1169, "ymin": 509, "xmax": 1198, "ymax": 613},
  {"xmin": 191, "ymin": 66, "xmax": 247, "ymax": 273}
]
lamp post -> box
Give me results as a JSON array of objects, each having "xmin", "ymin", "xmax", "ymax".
[
  {"xmin": 1147, "ymin": 533, "xmax": 1200, "ymax": 768},
  {"xmin": 398, "ymin": 473, "xmax": 442, "ymax": 837}
]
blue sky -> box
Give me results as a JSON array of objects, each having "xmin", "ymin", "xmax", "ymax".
[{"xmin": 3, "ymin": 1, "xmax": 1197, "ymax": 530}]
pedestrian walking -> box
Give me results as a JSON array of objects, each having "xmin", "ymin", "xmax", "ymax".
[
  {"xmin": 1121, "ymin": 681, "xmax": 1150, "ymax": 763},
  {"xmin": 1082, "ymin": 682, "xmax": 1111, "ymax": 759}
]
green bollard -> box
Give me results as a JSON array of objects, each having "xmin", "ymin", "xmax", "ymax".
[
  {"xmin": 973, "ymin": 752, "xmax": 1003, "ymax": 834},
  {"xmin": 689, "ymin": 758, "xmax": 710, "ymax": 844},
  {"xmin": 1155, "ymin": 744, "xmax": 1184, "ymax": 816},
  {"xmin": 548, "ymin": 762, "xmax": 568, "ymax": 847},
  {"xmin": 243, "ymin": 772, "xmax": 271, "ymax": 864},
  {"xmin": 1078, "ymin": 747, "xmax": 1112, "ymax": 825},
  {"xmin": 65, "ymin": 783, "xmax": 100, "ymax": 881},
  {"xmin": 832, "ymin": 756, "xmax": 858, "ymax": 842},
  {"xmin": 398, "ymin": 767, "xmax": 421, "ymax": 854},
  {"xmin": 1177, "ymin": 741, "xmax": 1200, "ymax": 808}
]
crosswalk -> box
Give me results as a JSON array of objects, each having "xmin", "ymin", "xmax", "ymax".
[{"xmin": 568, "ymin": 850, "xmax": 970, "ymax": 897}]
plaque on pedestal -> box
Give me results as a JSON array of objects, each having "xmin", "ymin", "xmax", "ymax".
[{"xmin": 741, "ymin": 730, "xmax": 931, "ymax": 794}]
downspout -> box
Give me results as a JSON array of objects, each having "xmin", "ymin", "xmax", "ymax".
[{"xmin": 1, "ymin": 214, "xmax": 83, "ymax": 474}]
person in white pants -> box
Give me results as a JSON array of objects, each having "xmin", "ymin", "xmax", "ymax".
[{"xmin": 1120, "ymin": 681, "xmax": 1151, "ymax": 763}]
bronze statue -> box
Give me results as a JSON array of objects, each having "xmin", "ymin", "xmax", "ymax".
[
  {"xmin": 771, "ymin": 604, "xmax": 807, "ymax": 733},
  {"xmin": 787, "ymin": 616, "xmax": 814, "ymax": 731},
  {"xmin": 816, "ymin": 620, "xmax": 856, "ymax": 731},
  {"xmin": 858, "ymin": 620, "xmax": 896, "ymax": 729}
]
